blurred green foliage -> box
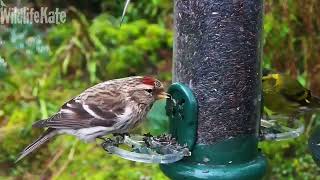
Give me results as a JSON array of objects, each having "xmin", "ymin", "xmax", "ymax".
[
  {"xmin": 0, "ymin": 0, "xmax": 319, "ymax": 179},
  {"xmin": 261, "ymin": 1, "xmax": 320, "ymax": 179},
  {"xmin": 0, "ymin": 1, "xmax": 171, "ymax": 179}
]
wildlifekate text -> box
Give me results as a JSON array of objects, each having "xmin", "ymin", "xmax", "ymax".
[{"xmin": 0, "ymin": 7, "xmax": 66, "ymax": 24}]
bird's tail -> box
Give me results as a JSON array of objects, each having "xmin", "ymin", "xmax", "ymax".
[
  {"xmin": 312, "ymin": 95, "xmax": 320, "ymax": 105},
  {"xmin": 309, "ymin": 93, "xmax": 320, "ymax": 111},
  {"xmin": 15, "ymin": 128, "xmax": 57, "ymax": 162}
]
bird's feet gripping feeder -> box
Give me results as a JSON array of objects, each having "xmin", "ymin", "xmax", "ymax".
[{"xmin": 101, "ymin": 134, "xmax": 191, "ymax": 164}]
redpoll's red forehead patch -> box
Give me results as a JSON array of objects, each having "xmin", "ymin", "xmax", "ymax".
[{"xmin": 142, "ymin": 76, "xmax": 155, "ymax": 86}]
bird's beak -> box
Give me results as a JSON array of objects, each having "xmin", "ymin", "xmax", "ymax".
[{"xmin": 156, "ymin": 91, "xmax": 171, "ymax": 100}]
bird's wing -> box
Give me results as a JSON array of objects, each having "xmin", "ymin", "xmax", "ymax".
[
  {"xmin": 279, "ymin": 77, "xmax": 309, "ymax": 104},
  {"xmin": 33, "ymin": 89, "xmax": 128, "ymax": 129}
]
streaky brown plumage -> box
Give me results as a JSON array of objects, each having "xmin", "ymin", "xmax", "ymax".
[{"xmin": 16, "ymin": 76, "xmax": 169, "ymax": 162}]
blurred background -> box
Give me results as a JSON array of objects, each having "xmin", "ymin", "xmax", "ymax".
[{"xmin": 0, "ymin": 0, "xmax": 320, "ymax": 179}]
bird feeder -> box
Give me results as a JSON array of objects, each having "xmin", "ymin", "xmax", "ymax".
[
  {"xmin": 160, "ymin": 0, "xmax": 267, "ymax": 179},
  {"xmin": 309, "ymin": 125, "xmax": 320, "ymax": 166}
]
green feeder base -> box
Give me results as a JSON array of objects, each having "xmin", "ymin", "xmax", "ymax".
[
  {"xmin": 160, "ymin": 154, "xmax": 266, "ymax": 180},
  {"xmin": 160, "ymin": 135, "xmax": 267, "ymax": 180}
]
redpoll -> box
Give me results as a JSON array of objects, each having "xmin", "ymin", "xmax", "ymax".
[{"xmin": 16, "ymin": 76, "xmax": 169, "ymax": 162}]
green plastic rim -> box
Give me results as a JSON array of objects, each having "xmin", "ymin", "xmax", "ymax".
[{"xmin": 166, "ymin": 83, "xmax": 198, "ymax": 150}]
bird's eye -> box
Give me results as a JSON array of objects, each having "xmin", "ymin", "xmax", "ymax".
[{"xmin": 145, "ymin": 89, "xmax": 153, "ymax": 94}]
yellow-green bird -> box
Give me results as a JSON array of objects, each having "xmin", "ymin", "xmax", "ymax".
[{"xmin": 262, "ymin": 73, "xmax": 320, "ymax": 116}]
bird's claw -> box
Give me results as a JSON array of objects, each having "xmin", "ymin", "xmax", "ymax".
[
  {"xmin": 143, "ymin": 132, "xmax": 153, "ymax": 137},
  {"xmin": 113, "ymin": 133, "xmax": 130, "ymax": 138},
  {"xmin": 143, "ymin": 136, "xmax": 151, "ymax": 148},
  {"xmin": 97, "ymin": 136, "xmax": 108, "ymax": 142},
  {"xmin": 142, "ymin": 133, "xmax": 155, "ymax": 147},
  {"xmin": 101, "ymin": 138, "xmax": 116, "ymax": 154}
]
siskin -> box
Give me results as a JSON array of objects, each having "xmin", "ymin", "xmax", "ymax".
[{"xmin": 262, "ymin": 73, "xmax": 320, "ymax": 116}]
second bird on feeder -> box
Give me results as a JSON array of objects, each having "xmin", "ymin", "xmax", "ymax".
[{"xmin": 262, "ymin": 73, "xmax": 320, "ymax": 117}]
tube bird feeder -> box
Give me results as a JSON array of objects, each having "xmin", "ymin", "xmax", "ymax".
[{"xmin": 160, "ymin": 0, "xmax": 267, "ymax": 179}]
